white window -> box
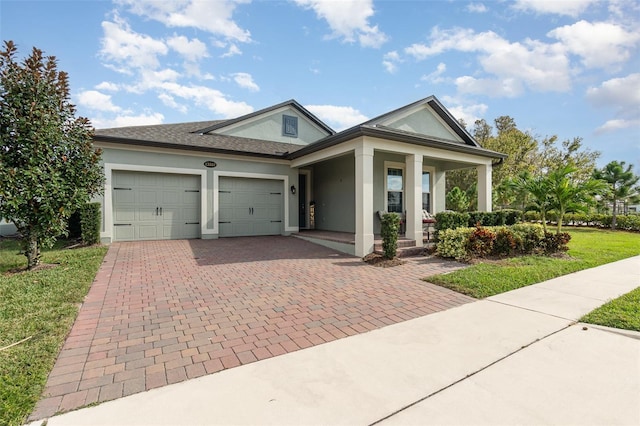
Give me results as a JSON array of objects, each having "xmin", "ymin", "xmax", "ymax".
[
  {"xmin": 385, "ymin": 162, "xmax": 434, "ymax": 214},
  {"xmin": 422, "ymin": 171, "xmax": 431, "ymax": 212}
]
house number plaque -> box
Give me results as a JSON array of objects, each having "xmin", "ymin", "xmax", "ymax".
[{"xmin": 204, "ymin": 161, "xmax": 217, "ymax": 168}]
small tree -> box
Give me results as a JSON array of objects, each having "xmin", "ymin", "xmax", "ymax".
[
  {"xmin": 593, "ymin": 161, "xmax": 640, "ymax": 230},
  {"xmin": 0, "ymin": 41, "xmax": 104, "ymax": 269},
  {"xmin": 380, "ymin": 213, "xmax": 401, "ymax": 260},
  {"xmin": 546, "ymin": 165, "xmax": 606, "ymax": 234},
  {"xmin": 517, "ymin": 173, "xmax": 552, "ymax": 233},
  {"xmin": 446, "ymin": 187, "xmax": 470, "ymax": 212}
]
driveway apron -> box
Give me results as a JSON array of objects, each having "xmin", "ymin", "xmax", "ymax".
[{"xmin": 30, "ymin": 236, "xmax": 472, "ymax": 421}]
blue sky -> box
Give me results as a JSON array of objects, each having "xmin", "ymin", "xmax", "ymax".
[{"xmin": 2, "ymin": 0, "xmax": 639, "ymax": 169}]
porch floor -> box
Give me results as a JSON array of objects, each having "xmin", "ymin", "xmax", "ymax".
[{"xmin": 294, "ymin": 230, "xmax": 433, "ymax": 246}]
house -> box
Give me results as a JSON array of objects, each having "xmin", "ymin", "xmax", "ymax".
[{"xmin": 93, "ymin": 95, "xmax": 506, "ymax": 257}]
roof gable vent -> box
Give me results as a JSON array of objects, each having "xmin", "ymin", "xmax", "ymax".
[{"xmin": 282, "ymin": 115, "xmax": 298, "ymax": 138}]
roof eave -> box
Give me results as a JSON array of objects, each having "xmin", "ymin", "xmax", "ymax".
[
  {"xmin": 288, "ymin": 126, "xmax": 507, "ymax": 160},
  {"xmin": 93, "ymin": 135, "xmax": 288, "ymax": 160}
]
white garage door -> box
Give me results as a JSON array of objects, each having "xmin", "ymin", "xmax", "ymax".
[
  {"xmin": 218, "ymin": 177, "xmax": 283, "ymax": 237},
  {"xmin": 112, "ymin": 171, "xmax": 200, "ymax": 241}
]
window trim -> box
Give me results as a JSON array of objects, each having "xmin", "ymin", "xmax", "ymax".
[
  {"xmin": 282, "ymin": 114, "xmax": 298, "ymax": 138},
  {"xmin": 384, "ymin": 161, "xmax": 435, "ymax": 214}
]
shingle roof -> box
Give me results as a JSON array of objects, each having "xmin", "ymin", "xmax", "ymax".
[{"xmin": 94, "ymin": 120, "xmax": 305, "ymax": 158}]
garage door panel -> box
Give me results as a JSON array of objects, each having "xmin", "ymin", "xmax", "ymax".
[
  {"xmin": 113, "ymin": 171, "xmax": 200, "ymax": 241},
  {"xmin": 218, "ymin": 177, "xmax": 283, "ymax": 237}
]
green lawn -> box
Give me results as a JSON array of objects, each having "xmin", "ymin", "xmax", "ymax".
[
  {"xmin": 426, "ymin": 228, "xmax": 640, "ymax": 299},
  {"xmin": 581, "ymin": 287, "xmax": 640, "ymax": 332},
  {"xmin": 0, "ymin": 238, "xmax": 107, "ymax": 426}
]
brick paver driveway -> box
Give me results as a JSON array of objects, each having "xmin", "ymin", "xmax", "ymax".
[{"xmin": 30, "ymin": 236, "xmax": 473, "ymax": 420}]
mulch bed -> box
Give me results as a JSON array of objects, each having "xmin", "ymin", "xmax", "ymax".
[{"xmin": 362, "ymin": 253, "xmax": 406, "ymax": 268}]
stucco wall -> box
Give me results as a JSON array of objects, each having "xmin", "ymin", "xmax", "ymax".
[
  {"xmin": 0, "ymin": 219, "xmax": 17, "ymax": 236},
  {"xmin": 99, "ymin": 146, "xmax": 299, "ymax": 242},
  {"xmin": 312, "ymin": 155, "xmax": 355, "ymax": 233},
  {"xmin": 218, "ymin": 107, "xmax": 329, "ymax": 145},
  {"xmin": 385, "ymin": 107, "xmax": 463, "ymax": 142}
]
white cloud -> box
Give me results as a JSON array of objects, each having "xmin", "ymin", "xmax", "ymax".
[
  {"xmin": 512, "ymin": 0, "xmax": 597, "ymax": 17},
  {"xmin": 587, "ymin": 73, "xmax": 640, "ymax": 133},
  {"xmin": 95, "ymin": 81, "xmax": 119, "ymax": 92},
  {"xmin": 92, "ymin": 112, "xmax": 165, "ymax": 129},
  {"xmin": 548, "ymin": 20, "xmax": 640, "ymax": 69},
  {"xmin": 115, "ymin": 0, "xmax": 252, "ymax": 42},
  {"xmin": 421, "ymin": 62, "xmax": 447, "ymax": 84},
  {"xmin": 166, "ymin": 35, "xmax": 209, "ymax": 62},
  {"xmin": 100, "ymin": 15, "xmax": 168, "ymax": 72},
  {"xmin": 441, "ymin": 95, "xmax": 488, "ymax": 127},
  {"xmin": 466, "ymin": 3, "xmax": 487, "ymax": 13},
  {"xmin": 77, "ymin": 90, "xmax": 122, "ymax": 112},
  {"xmin": 158, "ymin": 93, "xmax": 188, "ymax": 114},
  {"xmin": 293, "ymin": 0, "xmax": 388, "ymax": 48},
  {"xmin": 305, "ymin": 104, "xmax": 368, "ymax": 130},
  {"xmin": 221, "ymin": 44, "xmax": 242, "ymax": 58},
  {"xmin": 405, "ymin": 27, "xmax": 571, "ymax": 96},
  {"xmin": 232, "ymin": 72, "xmax": 260, "ymax": 92},
  {"xmin": 157, "ymin": 82, "xmax": 253, "ymax": 118},
  {"xmin": 382, "ymin": 50, "xmax": 401, "ymax": 73}
]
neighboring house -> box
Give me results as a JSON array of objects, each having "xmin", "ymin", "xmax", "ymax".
[
  {"xmin": 93, "ymin": 95, "xmax": 506, "ymax": 257},
  {"xmin": 0, "ymin": 218, "xmax": 17, "ymax": 237}
]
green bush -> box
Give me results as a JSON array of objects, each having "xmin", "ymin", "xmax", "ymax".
[
  {"xmin": 80, "ymin": 202, "xmax": 101, "ymax": 245},
  {"xmin": 503, "ymin": 209, "xmax": 523, "ymax": 226},
  {"xmin": 436, "ymin": 227, "xmax": 473, "ymax": 260},
  {"xmin": 511, "ymin": 223, "xmax": 545, "ymax": 254},
  {"xmin": 67, "ymin": 211, "xmax": 82, "ymax": 239},
  {"xmin": 617, "ymin": 215, "xmax": 640, "ymax": 231},
  {"xmin": 435, "ymin": 212, "xmax": 470, "ymax": 233},
  {"xmin": 523, "ymin": 211, "xmax": 541, "ymax": 222},
  {"xmin": 380, "ymin": 212, "xmax": 401, "ymax": 259}
]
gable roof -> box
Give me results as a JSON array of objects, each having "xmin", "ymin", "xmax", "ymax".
[
  {"xmin": 192, "ymin": 99, "xmax": 335, "ymax": 135},
  {"xmin": 94, "ymin": 120, "xmax": 303, "ymax": 159},
  {"xmin": 93, "ymin": 96, "xmax": 506, "ymax": 161}
]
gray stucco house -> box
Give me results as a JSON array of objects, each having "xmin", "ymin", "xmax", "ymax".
[{"xmin": 93, "ymin": 95, "xmax": 506, "ymax": 257}]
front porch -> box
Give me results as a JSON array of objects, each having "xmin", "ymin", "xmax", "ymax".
[{"xmin": 293, "ymin": 229, "xmax": 434, "ymax": 258}]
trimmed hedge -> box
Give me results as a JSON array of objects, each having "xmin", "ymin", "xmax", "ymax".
[
  {"xmin": 435, "ymin": 210, "xmax": 523, "ymax": 235},
  {"xmin": 80, "ymin": 202, "xmax": 101, "ymax": 245},
  {"xmin": 436, "ymin": 223, "xmax": 570, "ymax": 261},
  {"xmin": 380, "ymin": 212, "xmax": 401, "ymax": 259},
  {"xmin": 523, "ymin": 212, "xmax": 640, "ymax": 231}
]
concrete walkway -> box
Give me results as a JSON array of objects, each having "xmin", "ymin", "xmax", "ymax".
[{"xmin": 30, "ymin": 255, "xmax": 640, "ymax": 426}]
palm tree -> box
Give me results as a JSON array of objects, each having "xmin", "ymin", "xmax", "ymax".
[
  {"xmin": 547, "ymin": 165, "xmax": 607, "ymax": 233},
  {"xmin": 517, "ymin": 173, "xmax": 552, "ymax": 233},
  {"xmin": 593, "ymin": 161, "xmax": 640, "ymax": 230}
]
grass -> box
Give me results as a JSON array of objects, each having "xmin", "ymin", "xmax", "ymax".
[
  {"xmin": 0, "ymin": 238, "xmax": 107, "ymax": 426},
  {"xmin": 581, "ymin": 287, "xmax": 640, "ymax": 332},
  {"xmin": 426, "ymin": 228, "xmax": 640, "ymax": 299}
]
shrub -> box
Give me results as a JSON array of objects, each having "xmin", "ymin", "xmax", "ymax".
[
  {"xmin": 494, "ymin": 226, "xmax": 519, "ymax": 256},
  {"xmin": 435, "ymin": 212, "xmax": 470, "ymax": 233},
  {"xmin": 435, "ymin": 227, "xmax": 473, "ymax": 261},
  {"xmin": 80, "ymin": 202, "xmax": 101, "ymax": 245},
  {"xmin": 523, "ymin": 211, "xmax": 541, "ymax": 222},
  {"xmin": 617, "ymin": 215, "xmax": 640, "ymax": 231},
  {"xmin": 380, "ymin": 212, "xmax": 401, "ymax": 259},
  {"xmin": 503, "ymin": 209, "xmax": 523, "ymax": 226},
  {"xmin": 466, "ymin": 225, "xmax": 496, "ymax": 257},
  {"xmin": 541, "ymin": 232, "xmax": 571, "ymax": 253},
  {"xmin": 67, "ymin": 211, "xmax": 82, "ymax": 239},
  {"xmin": 511, "ymin": 223, "xmax": 545, "ymax": 254}
]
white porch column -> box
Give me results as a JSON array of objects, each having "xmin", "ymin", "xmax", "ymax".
[
  {"xmin": 477, "ymin": 163, "xmax": 492, "ymax": 212},
  {"xmin": 434, "ymin": 170, "xmax": 446, "ymax": 212},
  {"xmin": 405, "ymin": 154, "xmax": 423, "ymax": 243},
  {"xmin": 355, "ymin": 144, "xmax": 374, "ymax": 257}
]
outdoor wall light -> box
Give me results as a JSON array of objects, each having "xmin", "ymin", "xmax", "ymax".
[{"xmin": 290, "ymin": 185, "xmax": 296, "ymax": 194}]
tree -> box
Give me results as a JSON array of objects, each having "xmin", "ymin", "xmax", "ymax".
[
  {"xmin": 446, "ymin": 187, "xmax": 470, "ymax": 212},
  {"xmin": 593, "ymin": 161, "xmax": 640, "ymax": 230},
  {"xmin": 517, "ymin": 173, "xmax": 553, "ymax": 233},
  {"xmin": 546, "ymin": 165, "xmax": 607, "ymax": 234},
  {"xmin": 533, "ymin": 136, "xmax": 599, "ymax": 182},
  {"xmin": 0, "ymin": 41, "xmax": 104, "ymax": 269}
]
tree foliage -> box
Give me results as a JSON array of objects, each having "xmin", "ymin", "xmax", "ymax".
[
  {"xmin": 593, "ymin": 161, "xmax": 640, "ymax": 230},
  {"xmin": 446, "ymin": 186, "xmax": 470, "ymax": 213},
  {"xmin": 0, "ymin": 41, "xmax": 104, "ymax": 269}
]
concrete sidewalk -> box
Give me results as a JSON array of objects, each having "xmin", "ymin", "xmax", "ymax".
[{"xmin": 30, "ymin": 256, "xmax": 640, "ymax": 426}]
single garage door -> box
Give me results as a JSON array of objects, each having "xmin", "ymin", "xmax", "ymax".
[
  {"xmin": 218, "ymin": 177, "xmax": 283, "ymax": 237},
  {"xmin": 112, "ymin": 171, "xmax": 200, "ymax": 241}
]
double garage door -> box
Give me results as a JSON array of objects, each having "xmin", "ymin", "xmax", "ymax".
[{"xmin": 112, "ymin": 172, "xmax": 283, "ymax": 241}]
